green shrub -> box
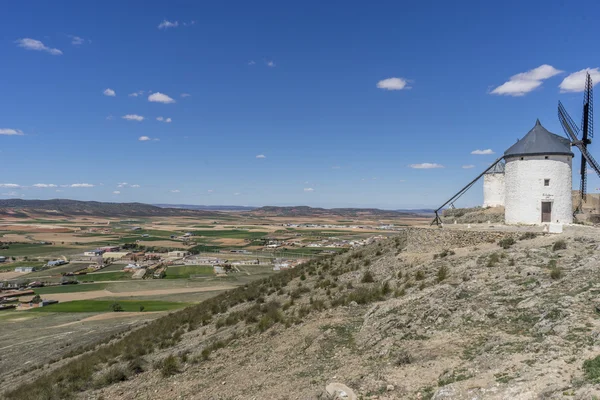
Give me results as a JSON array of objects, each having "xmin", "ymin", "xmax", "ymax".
[
  {"xmin": 583, "ymin": 355, "xmax": 600, "ymax": 382},
  {"xmin": 519, "ymin": 232, "xmax": 537, "ymax": 241},
  {"xmin": 94, "ymin": 366, "xmax": 128, "ymax": 388},
  {"xmin": 498, "ymin": 238, "xmax": 515, "ymax": 249},
  {"xmin": 415, "ymin": 270, "xmax": 425, "ymax": 281},
  {"xmin": 361, "ymin": 271, "xmax": 375, "ymax": 283},
  {"xmin": 552, "ymin": 240, "xmax": 567, "ymax": 251},
  {"xmin": 158, "ymin": 355, "xmax": 180, "ymax": 377},
  {"xmin": 111, "ymin": 302, "xmax": 123, "ymax": 312},
  {"xmin": 550, "ymin": 267, "xmax": 563, "ymax": 280},
  {"xmin": 437, "ymin": 265, "xmax": 448, "ymax": 282}
]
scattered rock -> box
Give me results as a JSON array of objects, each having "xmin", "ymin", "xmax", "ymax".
[{"xmin": 326, "ymin": 383, "xmax": 357, "ymax": 400}]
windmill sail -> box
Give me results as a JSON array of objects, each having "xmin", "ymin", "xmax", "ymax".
[{"xmin": 558, "ymin": 73, "xmax": 598, "ymax": 208}]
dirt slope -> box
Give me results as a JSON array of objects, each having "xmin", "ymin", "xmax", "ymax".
[{"xmin": 5, "ymin": 226, "xmax": 600, "ymax": 399}]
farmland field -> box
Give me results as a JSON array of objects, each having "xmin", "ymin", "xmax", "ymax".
[
  {"xmin": 75, "ymin": 271, "xmax": 132, "ymax": 282},
  {"xmin": 165, "ymin": 265, "xmax": 213, "ymax": 279},
  {"xmin": 34, "ymin": 283, "xmax": 109, "ymax": 294},
  {"xmin": 30, "ymin": 299, "xmax": 189, "ymax": 313},
  {"xmin": 0, "ymin": 244, "xmax": 75, "ymax": 257}
]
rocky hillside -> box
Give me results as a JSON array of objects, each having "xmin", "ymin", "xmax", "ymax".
[
  {"xmin": 5, "ymin": 227, "xmax": 600, "ymax": 399},
  {"xmin": 0, "ymin": 199, "xmax": 222, "ymax": 218}
]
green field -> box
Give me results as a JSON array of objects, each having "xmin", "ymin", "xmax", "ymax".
[
  {"xmin": 29, "ymin": 299, "xmax": 189, "ymax": 313},
  {"xmin": 34, "ymin": 283, "xmax": 109, "ymax": 294},
  {"xmin": 0, "ymin": 261, "xmax": 46, "ymax": 272},
  {"xmin": 76, "ymin": 272, "xmax": 131, "ymax": 282},
  {"xmin": 0, "ymin": 244, "xmax": 75, "ymax": 257},
  {"xmin": 165, "ymin": 265, "xmax": 213, "ymax": 279}
]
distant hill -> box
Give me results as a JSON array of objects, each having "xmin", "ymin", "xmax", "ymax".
[
  {"xmin": 153, "ymin": 204, "xmax": 257, "ymax": 212},
  {"xmin": 0, "ymin": 199, "xmax": 222, "ymax": 218},
  {"xmin": 245, "ymin": 205, "xmax": 433, "ymax": 218}
]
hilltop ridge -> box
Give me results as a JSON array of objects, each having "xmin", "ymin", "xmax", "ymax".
[{"xmin": 0, "ymin": 199, "xmax": 222, "ymax": 218}]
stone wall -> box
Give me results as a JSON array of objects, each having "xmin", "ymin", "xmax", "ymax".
[{"xmin": 398, "ymin": 227, "xmax": 521, "ymax": 253}]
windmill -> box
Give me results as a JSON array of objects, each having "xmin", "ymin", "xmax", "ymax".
[{"xmin": 558, "ymin": 72, "xmax": 600, "ymax": 213}]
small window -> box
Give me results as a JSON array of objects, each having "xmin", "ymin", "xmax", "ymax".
[
  {"xmin": 545, "ymin": 156, "xmax": 549, "ymax": 159},
  {"xmin": 520, "ymin": 157, "xmax": 524, "ymax": 160},
  {"xmin": 544, "ymin": 179, "xmax": 550, "ymax": 186}
]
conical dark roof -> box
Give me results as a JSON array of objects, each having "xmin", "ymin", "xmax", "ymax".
[
  {"xmin": 485, "ymin": 161, "xmax": 505, "ymax": 174},
  {"xmin": 504, "ymin": 119, "xmax": 574, "ymax": 158}
]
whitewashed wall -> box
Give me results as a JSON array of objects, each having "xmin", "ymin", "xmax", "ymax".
[
  {"xmin": 483, "ymin": 173, "xmax": 505, "ymax": 207},
  {"xmin": 505, "ymin": 155, "xmax": 573, "ymax": 225}
]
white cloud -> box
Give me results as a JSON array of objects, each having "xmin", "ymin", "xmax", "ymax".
[
  {"xmin": 158, "ymin": 20, "xmax": 179, "ymax": 29},
  {"xmin": 266, "ymin": 61, "xmax": 275, "ymax": 67},
  {"xmin": 304, "ymin": 188, "xmax": 315, "ymax": 192},
  {"xmin": 69, "ymin": 35, "xmax": 85, "ymax": 45},
  {"xmin": 256, "ymin": 154, "xmax": 266, "ymax": 159},
  {"xmin": 180, "ymin": 93, "xmax": 191, "ymax": 98},
  {"xmin": 131, "ymin": 184, "xmax": 140, "ymax": 188},
  {"xmin": 148, "ymin": 92, "xmax": 175, "ymax": 104},
  {"xmin": 123, "ymin": 114, "xmax": 144, "ymax": 121},
  {"xmin": 138, "ymin": 136, "xmax": 151, "ymax": 141},
  {"xmin": 117, "ymin": 182, "xmax": 128, "ymax": 188},
  {"xmin": 207, "ymin": 189, "xmax": 213, "ymax": 193},
  {"xmin": 0, "ymin": 183, "xmax": 20, "ymax": 188},
  {"xmin": 156, "ymin": 116, "xmax": 172, "ymax": 123},
  {"xmin": 55, "ymin": 189, "xmax": 63, "ymax": 193},
  {"xmin": 0, "ymin": 128, "xmax": 24, "ymax": 136},
  {"xmin": 71, "ymin": 183, "xmax": 94, "ymax": 188},
  {"xmin": 559, "ymin": 68, "xmax": 600, "ymax": 93},
  {"xmin": 113, "ymin": 191, "xmax": 120, "ymax": 194},
  {"xmin": 409, "ymin": 163, "xmax": 444, "ymax": 169},
  {"xmin": 129, "ymin": 90, "xmax": 144, "ymax": 97},
  {"xmin": 377, "ymin": 77, "xmax": 411, "ymax": 91},
  {"xmin": 103, "ymin": 88, "xmax": 116, "ymax": 97},
  {"xmin": 15, "ymin": 38, "xmax": 62, "ymax": 55},
  {"xmin": 491, "ymin": 64, "xmax": 562, "ymax": 96},
  {"xmin": 170, "ymin": 189, "xmax": 180, "ymax": 193},
  {"xmin": 471, "ymin": 149, "xmax": 495, "ymax": 155},
  {"xmin": 248, "ymin": 60, "xmax": 256, "ymax": 65},
  {"xmin": 106, "ymin": 115, "xmax": 114, "ymax": 120},
  {"xmin": 183, "ymin": 21, "xmax": 196, "ymax": 26},
  {"xmin": 33, "ymin": 183, "xmax": 57, "ymax": 188},
  {"xmin": 462, "ymin": 164, "xmax": 476, "ymax": 169},
  {"xmin": 233, "ymin": 192, "xmax": 241, "ymax": 196},
  {"xmin": 1, "ymin": 191, "xmax": 19, "ymax": 196}
]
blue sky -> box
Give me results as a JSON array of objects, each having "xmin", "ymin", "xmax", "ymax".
[{"xmin": 2, "ymin": 0, "xmax": 600, "ymax": 209}]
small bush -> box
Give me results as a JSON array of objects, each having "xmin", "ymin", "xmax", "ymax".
[
  {"xmin": 94, "ymin": 366, "xmax": 128, "ymax": 388},
  {"xmin": 519, "ymin": 232, "xmax": 537, "ymax": 241},
  {"xmin": 158, "ymin": 355, "xmax": 180, "ymax": 377},
  {"xmin": 552, "ymin": 240, "xmax": 567, "ymax": 251},
  {"xmin": 498, "ymin": 238, "xmax": 515, "ymax": 249},
  {"xmin": 437, "ymin": 265, "xmax": 448, "ymax": 282},
  {"xmin": 583, "ymin": 355, "xmax": 600, "ymax": 382},
  {"xmin": 415, "ymin": 270, "xmax": 425, "ymax": 281},
  {"xmin": 550, "ymin": 267, "xmax": 563, "ymax": 280},
  {"xmin": 111, "ymin": 302, "xmax": 123, "ymax": 312},
  {"xmin": 434, "ymin": 249, "xmax": 455, "ymax": 259},
  {"xmin": 361, "ymin": 271, "xmax": 375, "ymax": 283}
]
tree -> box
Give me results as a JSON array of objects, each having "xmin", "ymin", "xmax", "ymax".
[{"xmin": 111, "ymin": 302, "xmax": 123, "ymax": 312}]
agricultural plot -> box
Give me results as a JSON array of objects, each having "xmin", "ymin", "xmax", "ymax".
[
  {"xmin": 190, "ymin": 229, "xmax": 269, "ymax": 240},
  {"xmin": 23, "ymin": 263, "xmax": 91, "ymax": 278},
  {"xmin": 30, "ymin": 299, "xmax": 189, "ymax": 313},
  {"xmin": 165, "ymin": 265, "xmax": 213, "ymax": 279},
  {"xmin": 34, "ymin": 283, "xmax": 109, "ymax": 295},
  {"xmin": 76, "ymin": 271, "xmax": 131, "ymax": 282},
  {"xmin": 0, "ymin": 244, "xmax": 75, "ymax": 257}
]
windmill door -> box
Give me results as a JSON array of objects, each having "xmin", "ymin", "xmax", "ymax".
[{"xmin": 541, "ymin": 201, "xmax": 552, "ymax": 223}]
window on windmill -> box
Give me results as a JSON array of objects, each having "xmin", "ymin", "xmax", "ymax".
[{"xmin": 544, "ymin": 179, "xmax": 550, "ymax": 186}]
